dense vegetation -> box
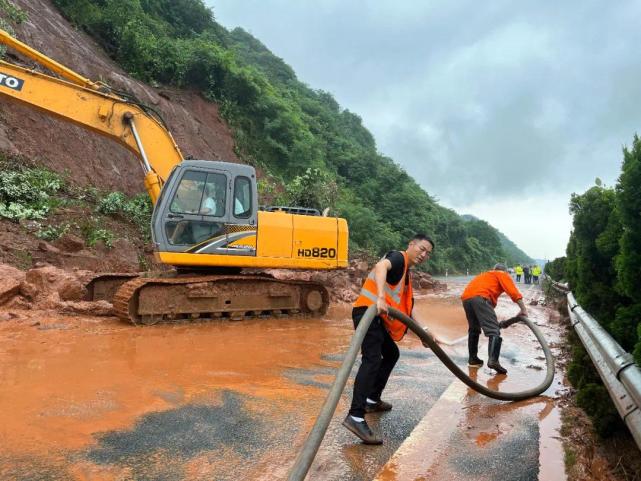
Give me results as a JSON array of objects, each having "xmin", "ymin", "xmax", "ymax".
[
  {"xmin": 552, "ymin": 135, "xmax": 641, "ymax": 436},
  {"xmin": 7, "ymin": 0, "xmax": 532, "ymax": 273},
  {"xmin": 461, "ymin": 215, "xmax": 533, "ymax": 266}
]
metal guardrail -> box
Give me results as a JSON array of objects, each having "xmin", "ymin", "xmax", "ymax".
[{"xmin": 548, "ymin": 279, "xmax": 641, "ymax": 449}]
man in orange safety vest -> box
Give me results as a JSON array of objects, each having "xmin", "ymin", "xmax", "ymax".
[{"xmin": 342, "ymin": 233, "xmax": 434, "ymax": 445}]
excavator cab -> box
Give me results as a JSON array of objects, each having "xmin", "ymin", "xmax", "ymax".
[{"xmin": 152, "ymin": 160, "xmax": 258, "ymax": 257}]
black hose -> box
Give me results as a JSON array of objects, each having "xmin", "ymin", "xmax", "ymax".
[
  {"xmin": 386, "ymin": 307, "xmax": 555, "ymax": 401},
  {"xmin": 287, "ymin": 304, "xmax": 378, "ymax": 481},
  {"xmin": 287, "ymin": 305, "xmax": 555, "ymax": 480}
]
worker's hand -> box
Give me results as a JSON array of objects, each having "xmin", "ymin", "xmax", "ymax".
[
  {"xmin": 519, "ymin": 308, "xmax": 528, "ymax": 318},
  {"xmin": 376, "ymin": 296, "xmax": 388, "ymax": 314}
]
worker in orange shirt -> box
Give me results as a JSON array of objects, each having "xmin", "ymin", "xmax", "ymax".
[{"xmin": 461, "ymin": 263, "xmax": 528, "ymax": 374}]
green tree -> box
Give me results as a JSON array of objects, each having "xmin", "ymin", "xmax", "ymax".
[
  {"xmin": 544, "ymin": 257, "xmax": 566, "ymax": 281},
  {"xmin": 615, "ymin": 135, "xmax": 641, "ymax": 361}
]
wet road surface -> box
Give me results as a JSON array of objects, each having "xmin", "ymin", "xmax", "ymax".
[
  {"xmin": 375, "ymin": 278, "xmax": 568, "ymax": 481},
  {"xmin": 0, "ymin": 278, "xmax": 566, "ymax": 480}
]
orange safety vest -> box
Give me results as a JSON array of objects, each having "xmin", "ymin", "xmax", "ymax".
[{"xmin": 353, "ymin": 251, "xmax": 414, "ymax": 341}]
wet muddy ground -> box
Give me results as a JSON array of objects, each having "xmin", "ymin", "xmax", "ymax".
[
  {"xmin": 376, "ymin": 279, "xmax": 568, "ymax": 481},
  {"xmin": 0, "ymin": 277, "xmax": 567, "ymax": 480}
]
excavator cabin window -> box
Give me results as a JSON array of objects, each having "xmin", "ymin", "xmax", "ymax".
[
  {"xmin": 170, "ymin": 171, "xmax": 226, "ymax": 217},
  {"xmin": 166, "ymin": 170, "xmax": 228, "ymax": 246},
  {"xmin": 233, "ymin": 176, "xmax": 252, "ymax": 218}
]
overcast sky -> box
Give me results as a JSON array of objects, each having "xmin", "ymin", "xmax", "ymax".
[{"xmin": 210, "ymin": 1, "xmax": 641, "ymax": 260}]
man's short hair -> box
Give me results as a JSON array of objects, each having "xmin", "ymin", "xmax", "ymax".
[
  {"xmin": 410, "ymin": 233, "xmax": 435, "ymax": 250},
  {"xmin": 493, "ymin": 263, "xmax": 507, "ymax": 271}
]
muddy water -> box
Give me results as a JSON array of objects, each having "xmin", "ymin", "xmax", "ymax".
[
  {"xmin": 0, "ymin": 281, "xmax": 567, "ymax": 481},
  {"xmin": 0, "ymin": 304, "xmax": 356, "ymax": 479}
]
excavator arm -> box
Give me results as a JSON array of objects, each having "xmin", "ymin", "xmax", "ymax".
[{"xmin": 0, "ymin": 29, "xmax": 183, "ymax": 203}]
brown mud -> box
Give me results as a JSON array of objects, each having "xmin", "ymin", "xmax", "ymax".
[{"xmin": 3, "ymin": 270, "xmax": 634, "ymax": 481}]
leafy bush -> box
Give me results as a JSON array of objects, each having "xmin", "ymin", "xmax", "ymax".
[
  {"xmin": 37, "ymin": 223, "xmax": 70, "ymax": 241},
  {"xmin": 96, "ymin": 191, "xmax": 127, "ymax": 215},
  {"xmin": 544, "ymin": 256, "xmax": 566, "ymax": 281},
  {"xmin": 80, "ymin": 217, "xmax": 114, "ymax": 248},
  {"xmin": 97, "ymin": 191, "xmax": 152, "ymax": 239},
  {"xmin": 284, "ymin": 168, "xmax": 337, "ymax": 211},
  {"xmin": 0, "ymin": 168, "xmax": 63, "ymax": 220},
  {"xmin": 0, "ymin": 0, "xmax": 27, "ymax": 46}
]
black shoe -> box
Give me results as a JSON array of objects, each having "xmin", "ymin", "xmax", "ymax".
[
  {"xmin": 487, "ymin": 335, "xmax": 507, "ymax": 374},
  {"xmin": 468, "ymin": 355, "xmax": 484, "ymax": 367},
  {"xmin": 365, "ymin": 399, "xmax": 393, "ymax": 413},
  {"xmin": 342, "ymin": 415, "xmax": 383, "ymax": 445}
]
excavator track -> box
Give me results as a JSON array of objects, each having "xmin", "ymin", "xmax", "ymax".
[
  {"xmin": 112, "ymin": 275, "xmax": 329, "ymax": 325},
  {"xmin": 82, "ymin": 272, "xmax": 140, "ymax": 302}
]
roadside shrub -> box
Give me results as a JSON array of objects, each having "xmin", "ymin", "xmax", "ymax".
[{"xmin": 575, "ymin": 383, "xmax": 623, "ymax": 438}]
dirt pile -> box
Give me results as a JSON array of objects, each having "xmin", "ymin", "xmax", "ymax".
[
  {"xmin": 0, "ymin": 220, "xmax": 144, "ymax": 273},
  {"xmin": 0, "ymin": 262, "xmax": 112, "ymax": 316},
  {"xmin": 262, "ymin": 260, "xmax": 446, "ymax": 304}
]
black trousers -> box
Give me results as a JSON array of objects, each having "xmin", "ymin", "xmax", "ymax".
[{"xmin": 348, "ymin": 310, "xmax": 400, "ymax": 418}]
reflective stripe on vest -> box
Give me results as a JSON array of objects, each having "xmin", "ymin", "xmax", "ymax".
[{"xmin": 358, "ymin": 271, "xmax": 403, "ymax": 305}]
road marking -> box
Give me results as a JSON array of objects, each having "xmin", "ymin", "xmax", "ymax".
[{"xmin": 373, "ymin": 380, "xmax": 468, "ymax": 481}]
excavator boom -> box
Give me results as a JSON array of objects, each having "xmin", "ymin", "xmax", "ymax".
[{"xmin": 0, "ymin": 30, "xmax": 183, "ymax": 202}]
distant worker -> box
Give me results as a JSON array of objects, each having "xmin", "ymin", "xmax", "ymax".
[
  {"xmin": 515, "ymin": 264, "xmax": 523, "ymax": 282},
  {"xmin": 523, "ymin": 265, "xmax": 531, "ymax": 284},
  {"xmin": 343, "ymin": 234, "xmax": 435, "ymax": 445},
  {"xmin": 461, "ymin": 263, "xmax": 527, "ymax": 374},
  {"xmin": 532, "ymin": 265, "xmax": 541, "ymax": 285}
]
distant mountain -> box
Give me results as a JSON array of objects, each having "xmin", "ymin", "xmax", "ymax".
[{"xmin": 461, "ymin": 215, "xmax": 533, "ymax": 266}]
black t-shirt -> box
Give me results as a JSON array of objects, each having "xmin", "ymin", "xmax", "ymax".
[
  {"xmin": 385, "ymin": 251, "xmax": 406, "ymax": 285},
  {"xmin": 352, "ymin": 250, "xmax": 410, "ymax": 320}
]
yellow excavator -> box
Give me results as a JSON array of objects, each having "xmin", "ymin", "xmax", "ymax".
[{"xmin": 0, "ymin": 29, "xmax": 348, "ymax": 324}]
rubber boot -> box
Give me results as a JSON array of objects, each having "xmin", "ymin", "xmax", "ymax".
[
  {"xmin": 487, "ymin": 336, "xmax": 507, "ymax": 374},
  {"xmin": 467, "ymin": 332, "xmax": 483, "ymax": 367}
]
